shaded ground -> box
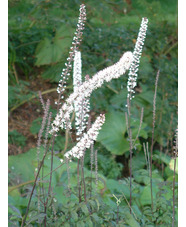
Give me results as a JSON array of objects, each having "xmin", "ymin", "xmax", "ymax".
[{"xmin": 8, "ymin": 77, "xmax": 58, "ymax": 155}]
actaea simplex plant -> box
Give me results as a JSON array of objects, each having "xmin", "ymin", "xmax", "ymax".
[{"xmin": 21, "ymin": 4, "xmax": 177, "ymax": 226}]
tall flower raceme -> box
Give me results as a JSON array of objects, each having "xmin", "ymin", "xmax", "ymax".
[
  {"xmin": 127, "ymin": 17, "xmax": 148, "ymax": 100},
  {"xmin": 73, "ymin": 51, "xmax": 90, "ymax": 140},
  {"xmin": 56, "ymin": 4, "xmax": 86, "ymax": 98},
  {"xmin": 64, "ymin": 114, "xmax": 105, "ymax": 160},
  {"xmin": 51, "ymin": 51, "xmax": 133, "ymax": 133}
]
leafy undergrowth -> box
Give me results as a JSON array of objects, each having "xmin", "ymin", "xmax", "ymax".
[{"xmin": 8, "ymin": 144, "xmax": 178, "ymax": 226}]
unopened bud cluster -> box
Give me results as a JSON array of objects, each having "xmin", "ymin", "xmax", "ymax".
[
  {"xmin": 173, "ymin": 128, "xmax": 178, "ymax": 157},
  {"xmin": 57, "ymin": 4, "xmax": 86, "ymax": 96}
]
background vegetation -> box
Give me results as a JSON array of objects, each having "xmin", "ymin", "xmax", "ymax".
[{"xmin": 8, "ymin": 0, "xmax": 178, "ymax": 226}]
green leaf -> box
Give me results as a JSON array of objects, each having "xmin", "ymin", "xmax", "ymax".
[
  {"xmin": 91, "ymin": 213, "xmax": 100, "ymax": 223},
  {"xmin": 131, "ymin": 153, "xmax": 146, "ymax": 171},
  {"xmin": 35, "ymin": 25, "xmax": 73, "ymax": 66},
  {"xmin": 26, "ymin": 212, "xmax": 46, "ymax": 225},
  {"xmin": 153, "ymin": 150, "xmax": 171, "ymax": 165},
  {"xmin": 97, "ymin": 111, "xmax": 129, "ymax": 155},
  {"xmin": 77, "ymin": 220, "xmax": 85, "ymax": 227},
  {"xmin": 97, "ymin": 111, "xmax": 147, "ymax": 155},
  {"xmin": 8, "ymin": 147, "xmax": 64, "ymax": 185},
  {"xmin": 133, "ymin": 169, "xmax": 163, "ymax": 186},
  {"xmin": 124, "ymin": 212, "xmax": 140, "ymax": 227},
  {"xmin": 106, "ymin": 179, "xmax": 130, "ymax": 198},
  {"xmin": 64, "ymin": 223, "xmax": 71, "ymax": 227},
  {"xmin": 110, "ymin": 89, "xmax": 128, "ymax": 107},
  {"xmin": 81, "ymin": 204, "xmax": 89, "ymax": 216},
  {"xmin": 139, "ymin": 56, "xmax": 154, "ymax": 79},
  {"xmin": 140, "ymin": 183, "xmax": 159, "ymax": 206},
  {"xmin": 85, "ymin": 217, "xmax": 93, "ymax": 227},
  {"xmin": 71, "ymin": 211, "xmax": 78, "ymax": 222},
  {"xmin": 8, "ymin": 148, "xmax": 37, "ymax": 182},
  {"xmin": 8, "ymin": 204, "xmax": 22, "ymax": 219}
]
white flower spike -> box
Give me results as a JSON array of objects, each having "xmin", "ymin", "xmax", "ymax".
[{"xmin": 127, "ymin": 17, "xmax": 148, "ymax": 100}]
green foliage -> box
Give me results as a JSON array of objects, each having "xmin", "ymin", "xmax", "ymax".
[
  {"xmin": 97, "ymin": 110, "xmax": 148, "ymax": 155},
  {"xmin": 29, "ymin": 117, "xmax": 43, "ymax": 135},
  {"xmin": 8, "ymin": 130, "xmax": 27, "ymax": 148},
  {"xmin": 8, "ymin": 80, "xmax": 35, "ymax": 110},
  {"xmin": 35, "ymin": 24, "xmax": 73, "ymax": 66},
  {"xmin": 8, "ymin": 0, "xmax": 177, "ymax": 226}
]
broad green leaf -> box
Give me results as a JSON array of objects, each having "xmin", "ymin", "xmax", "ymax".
[
  {"xmin": 97, "ymin": 111, "xmax": 129, "ymax": 155},
  {"xmin": 8, "ymin": 204, "xmax": 22, "ymax": 219},
  {"xmin": 110, "ymin": 90, "xmax": 128, "ymax": 107},
  {"xmin": 91, "ymin": 213, "xmax": 100, "ymax": 223},
  {"xmin": 131, "ymin": 153, "xmax": 146, "ymax": 171},
  {"xmin": 26, "ymin": 212, "xmax": 46, "ymax": 225},
  {"xmin": 97, "ymin": 111, "xmax": 147, "ymax": 155},
  {"xmin": 8, "ymin": 148, "xmax": 65, "ymax": 184},
  {"xmin": 138, "ymin": 56, "xmax": 154, "ymax": 79},
  {"xmin": 35, "ymin": 38, "xmax": 53, "ymax": 66},
  {"xmin": 153, "ymin": 150, "xmax": 171, "ymax": 165},
  {"xmin": 71, "ymin": 211, "xmax": 78, "ymax": 222},
  {"xmin": 133, "ymin": 169, "xmax": 163, "ymax": 186},
  {"xmin": 77, "ymin": 220, "xmax": 85, "ymax": 227},
  {"xmin": 8, "ymin": 148, "xmax": 37, "ymax": 182},
  {"xmin": 35, "ymin": 25, "xmax": 73, "ymax": 66},
  {"xmin": 140, "ymin": 183, "xmax": 159, "ymax": 206},
  {"xmin": 106, "ymin": 179, "xmax": 130, "ymax": 198},
  {"xmin": 81, "ymin": 204, "xmax": 89, "ymax": 216},
  {"xmin": 85, "ymin": 217, "xmax": 93, "ymax": 227},
  {"xmin": 124, "ymin": 212, "xmax": 140, "ymax": 227}
]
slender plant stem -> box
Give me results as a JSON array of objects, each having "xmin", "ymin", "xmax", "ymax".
[
  {"xmin": 122, "ymin": 192, "xmax": 137, "ymax": 220},
  {"xmin": 81, "ymin": 154, "xmax": 87, "ymax": 202},
  {"xmin": 95, "ymin": 149, "xmax": 98, "ymax": 193},
  {"xmin": 48, "ymin": 137, "xmax": 55, "ymax": 195},
  {"xmin": 146, "ymin": 142, "xmax": 150, "ymax": 177},
  {"xmin": 44, "ymin": 206, "xmax": 47, "ymax": 227},
  {"xmin": 117, "ymin": 205, "xmax": 119, "ymax": 224},
  {"xmin": 127, "ymin": 97, "xmax": 133, "ymax": 214},
  {"xmin": 90, "ymin": 144, "xmax": 94, "ymax": 198},
  {"xmin": 150, "ymin": 70, "xmax": 160, "ymax": 211},
  {"xmin": 21, "ymin": 135, "xmax": 54, "ymax": 227},
  {"xmin": 132, "ymin": 107, "xmax": 144, "ymax": 147},
  {"xmin": 172, "ymin": 157, "xmax": 176, "ymax": 227},
  {"xmin": 172, "ymin": 128, "xmax": 178, "ymax": 227},
  {"xmin": 77, "ymin": 159, "xmax": 81, "ymax": 203},
  {"xmin": 63, "ymin": 129, "xmax": 69, "ymax": 154},
  {"xmin": 43, "ymin": 135, "xmax": 55, "ymax": 226},
  {"xmin": 41, "ymin": 160, "xmax": 46, "ymax": 204},
  {"xmin": 12, "ymin": 63, "xmax": 19, "ymax": 84}
]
